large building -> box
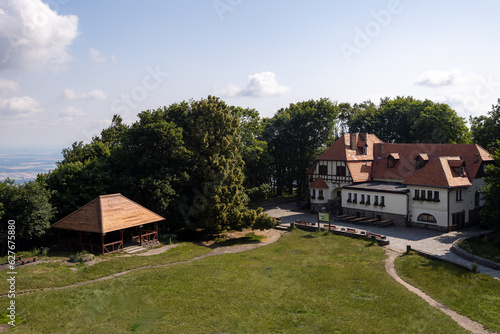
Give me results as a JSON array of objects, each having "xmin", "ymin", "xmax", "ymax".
[{"xmin": 307, "ymin": 133, "xmax": 494, "ymax": 231}]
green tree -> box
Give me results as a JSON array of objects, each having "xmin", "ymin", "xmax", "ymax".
[
  {"xmin": 0, "ymin": 179, "xmax": 55, "ymax": 250},
  {"xmin": 230, "ymin": 106, "xmax": 274, "ymax": 189},
  {"xmin": 343, "ymin": 96, "xmax": 471, "ymax": 144},
  {"xmin": 481, "ymin": 143, "xmax": 500, "ymax": 231},
  {"xmin": 178, "ymin": 96, "xmax": 248, "ymax": 233},
  {"xmin": 470, "ymin": 99, "xmax": 500, "ymax": 149},
  {"xmin": 265, "ymin": 98, "xmax": 339, "ymax": 196}
]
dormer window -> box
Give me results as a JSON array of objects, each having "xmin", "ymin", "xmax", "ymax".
[
  {"xmin": 460, "ymin": 166, "xmax": 465, "ymax": 177},
  {"xmin": 362, "ymin": 146, "xmax": 367, "ymax": 155},
  {"xmin": 415, "ymin": 153, "xmax": 429, "ymax": 169},
  {"xmin": 387, "ymin": 153, "xmax": 400, "ymax": 168}
]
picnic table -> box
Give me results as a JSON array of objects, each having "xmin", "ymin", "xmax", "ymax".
[
  {"xmin": 374, "ymin": 219, "xmax": 393, "ymax": 227},
  {"xmin": 364, "ymin": 218, "xmax": 378, "ymax": 223},
  {"xmin": 351, "ymin": 217, "xmax": 367, "ymax": 222},
  {"xmin": 337, "ymin": 214, "xmax": 348, "ymax": 219},
  {"xmin": 342, "ymin": 216, "xmax": 357, "ymax": 221}
]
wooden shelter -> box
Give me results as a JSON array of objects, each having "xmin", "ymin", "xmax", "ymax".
[{"xmin": 51, "ymin": 194, "xmax": 165, "ymax": 254}]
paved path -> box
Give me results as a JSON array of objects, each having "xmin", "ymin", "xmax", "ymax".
[{"xmin": 266, "ymin": 202, "xmax": 500, "ymax": 279}]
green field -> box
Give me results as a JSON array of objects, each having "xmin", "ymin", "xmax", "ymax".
[
  {"xmin": 396, "ymin": 252, "xmax": 500, "ymax": 333},
  {"xmin": 0, "ymin": 230, "xmax": 486, "ymax": 333}
]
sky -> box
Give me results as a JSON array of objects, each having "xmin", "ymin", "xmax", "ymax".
[{"xmin": 1, "ymin": 0, "xmax": 500, "ymax": 151}]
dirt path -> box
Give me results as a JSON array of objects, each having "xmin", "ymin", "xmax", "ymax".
[
  {"xmin": 8, "ymin": 229, "xmax": 286, "ymax": 297},
  {"xmin": 385, "ymin": 248, "xmax": 493, "ymax": 334}
]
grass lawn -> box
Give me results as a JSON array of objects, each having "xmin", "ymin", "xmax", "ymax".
[
  {"xmin": 0, "ymin": 230, "xmax": 470, "ymax": 333},
  {"xmin": 395, "ymin": 253, "xmax": 500, "ymax": 333},
  {"xmin": 0, "ymin": 243, "xmax": 211, "ymax": 293},
  {"xmin": 457, "ymin": 232, "xmax": 500, "ymax": 263}
]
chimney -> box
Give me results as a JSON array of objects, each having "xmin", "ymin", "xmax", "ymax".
[{"xmin": 350, "ymin": 133, "xmax": 357, "ymax": 150}]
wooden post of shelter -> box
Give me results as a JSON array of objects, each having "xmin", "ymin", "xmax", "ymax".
[
  {"xmin": 155, "ymin": 222, "xmax": 159, "ymax": 242},
  {"xmin": 101, "ymin": 234, "xmax": 105, "ymax": 255},
  {"xmin": 139, "ymin": 225, "xmax": 143, "ymax": 246}
]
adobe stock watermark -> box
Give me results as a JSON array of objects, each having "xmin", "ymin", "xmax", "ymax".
[
  {"xmin": 463, "ymin": 74, "xmax": 500, "ymax": 110},
  {"xmin": 213, "ymin": 0, "xmax": 243, "ymax": 21},
  {"xmin": 339, "ymin": 0, "xmax": 408, "ymax": 63},
  {"xmin": 81, "ymin": 65, "xmax": 169, "ymax": 141},
  {"xmin": 6, "ymin": 220, "xmax": 17, "ymax": 327}
]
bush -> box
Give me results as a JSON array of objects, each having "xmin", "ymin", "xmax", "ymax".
[{"xmin": 245, "ymin": 184, "xmax": 272, "ymax": 202}]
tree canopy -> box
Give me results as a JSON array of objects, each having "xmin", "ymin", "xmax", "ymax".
[
  {"xmin": 481, "ymin": 143, "xmax": 500, "ymax": 231},
  {"xmin": 470, "ymin": 99, "xmax": 500, "ymax": 150},
  {"xmin": 343, "ymin": 96, "xmax": 471, "ymax": 143}
]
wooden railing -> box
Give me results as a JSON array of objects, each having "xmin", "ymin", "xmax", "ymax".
[
  {"xmin": 132, "ymin": 230, "xmax": 158, "ymax": 246},
  {"xmin": 103, "ymin": 240, "xmax": 123, "ymax": 254}
]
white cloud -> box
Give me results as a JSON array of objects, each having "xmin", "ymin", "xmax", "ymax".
[
  {"xmin": 0, "ymin": 0, "xmax": 79, "ymax": 71},
  {"xmin": 0, "ymin": 78, "xmax": 18, "ymax": 94},
  {"xmin": 215, "ymin": 71, "xmax": 291, "ymax": 98},
  {"xmin": 63, "ymin": 88, "xmax": 106, "ymax": 101},
  {"xmin": 52, "ymin": 106, "xmax": 85, "ymax": 124},
  {"xmin": 89, "ymin": 48, "xmax": 105, "ymax": 63},
  {"xmin": 414, "ymin": 70, "xmax": 500, "ymax": 117},
  {"xmin": 0, "ymin": 96, "xmax": 43, "ymax": 118},
  {"xmin": 89, "ymin": 48, "xmax": 116, "ymax": 63},
  {"xmin": 415, "ymin": 69, "xmax": 460, "ymax": 87}
]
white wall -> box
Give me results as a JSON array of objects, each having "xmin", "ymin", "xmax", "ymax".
[
  {"xmin": 408, "ymin": 186, "xmax": 448, "ymax": 229},
  {"xmin": 341, "ymin": 189, "xmax": 408, "ymax": 215}
]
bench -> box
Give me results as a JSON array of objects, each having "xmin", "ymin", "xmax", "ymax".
[
  {"xmin": 364, "ymin": 218, "xmax": 378, "ymax": 223},
  {"xmin": 374, "ymin": 220, "xmax": 393, "ymax": 227},
  {"xmin": 20, "ymin": 256, "xmax": 38, "ymax": 265}
]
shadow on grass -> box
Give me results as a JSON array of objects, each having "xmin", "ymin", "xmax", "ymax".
[{"xmin": 210, "ymin": 233, "xmax": 265, "ymax": 248}]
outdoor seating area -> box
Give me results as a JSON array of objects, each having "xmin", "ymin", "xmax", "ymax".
[
  {"xmin": 336, "ymin": 214, "xmax": 393, "ymax": 227},
  {"xmin": 294, "ymin": 220, "xmax": 389, "ymax": 245}
]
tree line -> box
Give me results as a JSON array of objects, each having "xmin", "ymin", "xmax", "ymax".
[{"xmin": 1, "ymin": 95, "xmax": 500, "ymax": 250}]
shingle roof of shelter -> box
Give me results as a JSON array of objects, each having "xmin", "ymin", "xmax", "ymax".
[{"xmin": 50, "ymin": 194, "xmax": 165, "ymax": 234}]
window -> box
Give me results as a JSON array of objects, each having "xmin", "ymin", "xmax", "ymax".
[
  {"xmin": 421, "ymin": 190, "xmax": 426, "ymax": 200},
  {"xmin": 366, "ymin": 195, "xmax": 371, "ymax": 204},
  {"xmin": 434, "ymin": 191, "xmax": 439, "ymax": 201},
  {"xmin": 418, "ymin": 213, "xmax": 437, "ymax": 224},
  {"xmin": 347, "ymin": 192, "xmax": 352, "ymax": 202},
  {"xmin": 311, "ymin": 189, "xmax": 316, "ymax": 199},
  {"xmin": 374, "ymin": 195, "xmax": 379, "ymax": 205},
  {"xmin": 362, "ymin": 146, "xmax": 367, "ymax": 155},
  {"xmin": 319, "ymin": 165, "xmax": 328, "ymax": 175},
  {"xmin": 456, "ymin": 189, "xmax": 463, "ymax": 201},
  {"xmin": 360, "ymin": 194, "xmax": 365, "ymax": 204},
  {"xmin": 475, "ymin": 191, "xmax": 480, "ymax": 207},
  {"xmin": 380, "ymin": 196, "xmax": 385, "ymax": 207},
  {"xmin": 414, "ymin": 189, "xmax": 420, "ymax": 199},
  {"xmin": 427, "ymin": 190, "xmax": 433, "ymax": 200},
  {"xmin": 460, "ymin": 167, "xmax": 465, "ymax": 177},
  {"xmin": 318, "ymin": 189, "xmax": 324, "ymax": 200},
  {"xmin": 353, "ymin": 193, "xmax": 358, "ymax": 203},
  {"xmin": 337, "ymin": 165, "xmax": 346, "ymax": 176}
]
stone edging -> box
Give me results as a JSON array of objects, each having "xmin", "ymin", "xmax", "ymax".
[{"xmin": 451, "ymin": 238, "xmax": 500, "ymax": 270}]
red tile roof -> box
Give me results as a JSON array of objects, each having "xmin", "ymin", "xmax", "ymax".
[
  {"xmin": 371, "ymin": 143, "xmax": 493, "ymax": 184},
  {"xmin": 347, "ymin": 162, "xmax": 372, "ymax": 183},
  {"xmin": 309, "ymin": 177, "xmax": 329, "ymax": 189},
  {"xmin": 316, "ymin": 133, "xmax": 383, "ymax": 161},
  {"xmin": 403, "ymin": 157, "xmax": 471, "ymax": 188},
  {"xmin": 311, "ymin": 133, "xmax": 493, "ymax": 189}
]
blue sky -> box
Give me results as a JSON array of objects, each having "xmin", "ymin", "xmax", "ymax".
[{"xmin": 1, "ymin": 0, "xmax": 500, "ymax": 150}]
